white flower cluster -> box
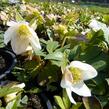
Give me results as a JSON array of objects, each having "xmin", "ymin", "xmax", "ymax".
[{"xmin": 4, "ymin": 21, "xmax": 41, "ymax": 54}]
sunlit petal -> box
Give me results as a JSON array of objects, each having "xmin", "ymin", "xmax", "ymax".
[
  {"xmin": 26, "ymin": 46, "xmax": 32, "ymax": 51},
  {"xmin": 89, "ymin": 19, "xmax": 101, "ymax": 31},
  {"xmin": 4, "ymin": 21, "xmax": 41, "ymax": 55},
  {"xmin": 11, "ymin": 33, "xmax": 30, "ymax": 54},
  {"xmin": 13, "ymin": 83, "xmax": 25, "ymax": 88},
  {"xmin": 89, "ymin": 19, "xmax": 107, "ymax": 32},
  {"xmin": 66, "ymin": 88, "xmax": 76, "ymax": 104},
  {"xmin": 7, "ymin": 21, "xmax": 18, "ymax": 27},
  {"xmin": 28, "ymin": 28, "xmax": 41, "ymax": 51},
  {"xmin": 70, "ymin": 82, "xmax": 91, "ymax": 97},
  {"xmin": 61, "ymin": 69, "xmax": 73, "ymax": 88},
  {"xmin": 69, "ymin": 61, "xmax": 97, "ymax": 80},
  {"xmin": 9, "ymin": 0, "xmax": 19, "ymax": 4},
  {"xmin": 4, "ymin": 26, "xmax": 17, "ymax": 45}
]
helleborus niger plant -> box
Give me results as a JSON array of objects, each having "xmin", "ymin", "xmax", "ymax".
[
  {"xmin": 0, "ymin": 1, "xmax": 109, "ymax": 109},
  {"xmin": 4, "ymin": 21, "xmax": 41, "ymax": 54},
  {"xmin": 61, "ymin": 61, "xmax": 97, "ymax": 104}
]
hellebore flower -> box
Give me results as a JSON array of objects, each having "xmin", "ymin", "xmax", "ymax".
[
  {"xmin": 89, "ymin": 19, "xmax": 109, "ymax": 44},
  {"xmin": 4, "ymin": 21, "xmax": 41, "ymax": 55},
  {"xmin": 89, "ymin": 19, "xmax": 107, "ymax": 32},
  {"xmin": 8, "ymin": 0, "xmax": 19, "ymax": 4},
  {"xmin": 61, "ymin": 61, "xmax": 97, "ymax": 104},
  {"xmin": 5, "ymin": 83, "xmax": 25, "ymax": 103}
]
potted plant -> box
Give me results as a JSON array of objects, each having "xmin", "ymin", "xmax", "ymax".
[
  {"xmin": 0, "ymin": 1, "xmax": 109, "ymax": 109},
  {"xmin": 0, "ymin": 47, "xmax": 17, "ymax": 80}
]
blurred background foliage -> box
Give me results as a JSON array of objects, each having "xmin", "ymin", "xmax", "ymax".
[{"xmin": 0, "ymin": 0, "xmax": 109, "ymax": 109}]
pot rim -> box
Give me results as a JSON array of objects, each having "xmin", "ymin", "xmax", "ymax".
[{"xmin": 0, "ymin": 47, "xmax": 17, "ymax": 80}]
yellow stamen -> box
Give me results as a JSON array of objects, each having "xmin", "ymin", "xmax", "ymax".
[
  {"xmin": 17, "ymin": 24, "xmax": 31, "ymax": 39},
  {"xmin": 69, "ymin": 67, "xmax": 82, "ymax": 84}
]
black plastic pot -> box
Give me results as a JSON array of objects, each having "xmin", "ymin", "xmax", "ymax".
[
  {"xmin": 40, "ymin": 93, "xmax": 53, "ymax": 109},
  {"xmin": 0, "ymin": 47, "xmax": 17, "ymax": 80}
]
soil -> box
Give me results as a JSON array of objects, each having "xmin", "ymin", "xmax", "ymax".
[
  {"xmin": 0, "ymin": 56, "xmax": 5, "ymax": 69},
  {"xmin": 26, "ymin": 94, "xmax": 44, "ymax": 109}
]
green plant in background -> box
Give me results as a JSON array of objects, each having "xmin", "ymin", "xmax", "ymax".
[{"xmin": 0, "ymin": 0, "xmax": 109, "ymax": 109}]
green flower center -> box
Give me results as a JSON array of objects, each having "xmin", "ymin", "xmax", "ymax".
[
  {"xmin": 69, "ymin": 67, "xmax": 82, "ymax": 84},
  {"xmin": 17, "ymin": 24, "xmax": 31, "ymax": 39}
]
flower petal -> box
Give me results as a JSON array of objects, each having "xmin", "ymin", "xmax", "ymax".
[
  {"xmin": 89, "ymin": 19, "xmax": 107, "ymax": 32},
  {"xmin": 70, "ymin": 82, "xmax": 91, "ymax": 97},
  {"xmin": 26, "ymin": 46, "xmax": 32, "ymax": 51},
  {"xmin": 89, "ymin": 19, "xmax": 101, "ymax": 31},
  {"xmin": 61, "ymin": 69, "xmax": 73, "ymax": 88},
  {"xmin": 13, "ymin": 83, "xmax": 25, "ymax": 88},
  {"xmin": 9, "ymin": 0, "xmax": 19, "ymax": 4},
  {"xmin": 7, "ymin": 21, "xmax": 18, "ymax": 26},
  {"xmin": 28, "ymin": 28, "xmax": 41, "ymax": 51},
  {"xmin": 66, "ymin": 88, "xmax": 76, "ymax": 104},
  {"xmin": 69, "ymin": 61, "xmax": 97, "ymax": 80},
  {"xmin": 4, "ymin": 26, "xmax": 17, "ymax": 45},
  {"xmin": 11, "ymin": 33, "xmax": 30, "ymax": 54},
  {"xmin": 61, "ymin": 78, "xmax": 72, "ymax": 88}
]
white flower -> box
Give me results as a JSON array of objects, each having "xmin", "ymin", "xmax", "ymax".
[
  {"xmin": 8, "ymin": 0, "xmax": 19, "ymax": 4},
  {"xmin": 81, "ymin": 29, "xmax": 90, "ymax": 35},
  {"xmin": 46, "ymin": 14, "xmax": 56, "ymax": 21},
  {"xmin": 71, "ymin": 0, "xmax": 75, "ymax": 3},
  {"xmin": 4, "ymin": 21, "xmax": 41, "ymax": 55},
  {"xmin": 89, "ymin": 19, "xmax": 106, "ymax": 32},
  {"xmin": 5, "ymin": 83, "xmax": 25, "ymax": 103},
  {"xmin": 61, "ymin": 61, "xmax": 97, "ymax": 104},
  {"xmin": 89, "ymin": 19, "xmax": 109, "ymax": 44}
]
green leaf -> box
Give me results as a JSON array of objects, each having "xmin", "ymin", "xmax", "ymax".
[
  {"xmin": 34, "ymin": 50, "xmax": 46, "ymax": 57},
  {"xmin": 54, "ymin": 96, "xmax": 66, "ymax": 109},
  {"xmin": 69, "ymin": 45, "xmax": 81, "ymax": 61},
  {"xmin": 37, "ymin": 63, "xmax": 60, "ymax": 86},
  {"xmin": 29, "ymin": 18, "xmax": 37, "ymax": 30},
  {"xmin": 62, "ymin": 89, "xmax": 71, "ymax": 109},
  {"xmin": 6, "ymin": 94, "xmax": 21, "ymax": 109},
  {"xmin": 105, "ymin": 78, "xmax": 109, "ymax": 85},
  {"xmin": 47, "ymin": 29, "xmax": 53, "ymax": 40},
  {"xmin": 102, "ymin": 15, "xmax": 109, "ymax": 25},
  {"xmin": 0, "ymin": 84, "xmax": 23, "ymax": 97},
  {"xmin": 88, "ymin": 52, "xmax": 108, "ymax": 71},
  {"xmin": 80, "ymin": 47, "xmax": 108, "ymax": 71},
  {"xmin": 71, "ymin": 102, "xmax": 82, "ymax": 109},
  {"xmin": 0, "ymin": 108, "xmax": 5, "ymax": 109},
  {"xmin": 92, "ymin": 59, "xmax": 107, "ymax": 71},
  {"xmin": 20, "ymin": 95, "xmax": 28, "ymax": 105},
  {"xmin": 15, "ymin": 11, "xmax": 24, "ymax": 22},
  {"xmin": 0, "ymin": 31, "xmax": 4, "ymax": 48},
  {"xmin": 55, "ymin": 44, "xmax": 70, "ymax": 52},
  {"xmin": 45, "ymin": 52, "xmax": 63, "ymax": 61},
  {"xmin": 82, "ymin": 96, "xmax": 102, "ymax": 109},
  {"xmin": 6, "ymin": 100, "xmax": 17, "ymax": 109},
  {"xmin": 0, "ymin": 99, "xmax": 2, "ymax": 107},
  {"xmin": 46, "ymin": 40, "xmax": 59, "ymax": 53},
  {"xmin": 27, "ymin": 87, "xmax": 41, "ymax": 94},
  {"xmin": 98, "ymin": 95, "xmax": 109, "ymax": 107},
  {"xmin": 80, "ymin": 46, "xmax": 101, "ymax": 62},
  {"xmin": 87, "ymin": 78, "xmax": 107, "ymax": 95},
  {"xmin": 50, "ymin": 60, "xmax": 62, "ymax": 67}
]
